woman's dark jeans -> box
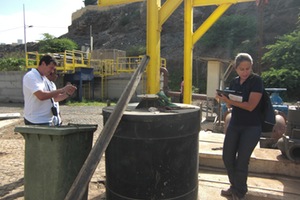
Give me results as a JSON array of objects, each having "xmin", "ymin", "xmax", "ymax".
[{"xmin": 222, "ymin": 125, "xmax": 261, "ymax": 198}]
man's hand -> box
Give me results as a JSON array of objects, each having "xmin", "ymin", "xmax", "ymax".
[{"xmin": 64, "ymin": 84, "xmax": 77, "ymax": 96}]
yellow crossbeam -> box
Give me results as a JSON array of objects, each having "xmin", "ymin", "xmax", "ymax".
[
  {"xmin": 159, "ymin": 0, "xmax": 183, "ymax": 26},
  {"xmin": 193, "ymin": 3, "xmax": 231, "ymax": 45}
]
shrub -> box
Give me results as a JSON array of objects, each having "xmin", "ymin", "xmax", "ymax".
[
  {"xmin": 0, "ymin": 58, "xmax": 26, "ymax": 71},
  {"xmin": 261, "ymin": 68, "xmax": 300, "ymax": 101}
]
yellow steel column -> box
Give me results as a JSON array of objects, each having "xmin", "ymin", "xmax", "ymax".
[
  {"xmin": 146, "ymin": 0, "xmax": 161, "ymax": 94},
  {"xmin": 183, "ymin": 0, "xmax": 193, "ymax": 104}
]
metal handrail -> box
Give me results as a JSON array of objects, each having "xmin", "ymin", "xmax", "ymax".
[{"xmin": 26, "ymin": 51, "xmax": 166, "ymax": 77}]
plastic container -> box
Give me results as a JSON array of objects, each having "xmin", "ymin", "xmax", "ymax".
[
  {"xmin": 14, "ymin": 124, "xmax": 97, "ymax": 200},
  {"xmin": 103, "ymin": 103, "xmax": 200, "ymax": 200}
]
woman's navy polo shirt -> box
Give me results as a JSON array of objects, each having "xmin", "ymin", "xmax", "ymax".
[{"xmin": 229, "ymin": 73, "xmax": 264, "ymax": 127}]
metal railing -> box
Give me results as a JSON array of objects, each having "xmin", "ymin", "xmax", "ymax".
[
  {"xmin": 26, "ymin": 51, "xmax": 167, "ymax": 77},
  {"xmin": 92, "ymin": 59, "xmax": 116, "ymax": 77},
  {"xmin": 26, "ymin": 50, "xmax": 91, "ymax": 73}
]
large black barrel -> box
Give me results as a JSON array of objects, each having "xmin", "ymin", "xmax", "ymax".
[{"xmin": 103, "ymin": 103, "xmax": 200, "ymax": 200}]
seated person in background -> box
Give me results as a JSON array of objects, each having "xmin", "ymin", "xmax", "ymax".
[{"xmin": 46, "ymin": 69, "xmax": 75, "ymax": 125}]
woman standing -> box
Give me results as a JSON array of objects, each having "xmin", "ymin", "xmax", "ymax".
[{"xmin": 216, "ymin": 53, "xmax": 263, "ymax": 200}]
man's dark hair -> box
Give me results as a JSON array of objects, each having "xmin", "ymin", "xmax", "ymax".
[{"xmin": 39, "ymin": 55, "xmax": 57, "ymax": 66}]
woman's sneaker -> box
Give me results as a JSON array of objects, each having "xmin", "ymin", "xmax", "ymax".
[{"xmin": 221, "ymin": 188, "xmax": 232, "ymax": 196}]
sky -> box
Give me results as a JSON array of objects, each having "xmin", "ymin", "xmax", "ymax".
[{"xmin": 0, "ymin": 0, "xmax": 84, "ymax": 44}]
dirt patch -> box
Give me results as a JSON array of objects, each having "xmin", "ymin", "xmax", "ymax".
[{"xmin": 0, "ymin": 119, "xmax": 24, "ymax": 139}]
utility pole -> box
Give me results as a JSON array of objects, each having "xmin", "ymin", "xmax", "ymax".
[
  {"xmin": 23, "ymin": 4, "xmax": 33, "ymax": 60},
  {"xmin": 90, "ymin": 25, "xmax": 93, "ymax": 52},
  {"xmin": 23, "ymin": 4, "xmax": 27, "ymax": 59}
]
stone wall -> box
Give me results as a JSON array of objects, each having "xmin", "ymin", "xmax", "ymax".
[{"xmin": 0, "ymin": 71, "xmax": 25, "ymax": 103}]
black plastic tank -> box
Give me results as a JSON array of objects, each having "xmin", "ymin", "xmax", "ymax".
[{"xmin": 103, "ymin": 103, "xmax": 200, "ymax": 200}]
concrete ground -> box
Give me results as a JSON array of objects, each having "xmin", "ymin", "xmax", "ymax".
[
  {"xmin": 0, "ymin": 103, "xmax": 300, "ymax": 200},
  {"xmin": 198, "ymin": 130, "xmax": 300, "ymax": 200}
]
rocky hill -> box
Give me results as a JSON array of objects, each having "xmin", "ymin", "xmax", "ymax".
[{"xmin": 63, "ymin": 0, "xmax": 299, "ymax": 62}]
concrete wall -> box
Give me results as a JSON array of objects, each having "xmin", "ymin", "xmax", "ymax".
[
  {"xmin": 90, "ymin": 74, "xmax": 146, "ymax": 102},
  {"xmin": 0, "ymin": 71, "xmax": 25, "ymax": 103},
  {"xmin": 0, "ymin": 71, "xmax": 145, "ymax": 103},
  {"xmin": 105, "ymin": 74, "xmax": 146, "ymax": 102}
]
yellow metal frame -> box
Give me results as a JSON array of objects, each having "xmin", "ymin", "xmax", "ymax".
[
  {"xmin": 26, "ymin": 50, "xmax": 165, "ymax": 100},
  {"xmin": 27, "ymin": 51, "xmax": 165, "ymax": 77},
  {"xmin": 26, "ymin": 50, "xmax": 91, "ymax": 73},
  {"xmin": 98, "ymin": 0, "xmax": 255, "ymax": 103},
  {"xmin": 92, "ymin": 59, "xmax": 116, "ymax": 76},
  {"xmin": 183, "ymin": 0, "xmax": 255, "ymax": 103}
]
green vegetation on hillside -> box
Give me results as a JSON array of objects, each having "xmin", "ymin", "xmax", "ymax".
[
  {"xmin": 200, "ymin": 15, "xmax": 257, "ymax": 58},
  {"xmin": 0, "ymin": 34, "xmax": 78, "ymax": 71},
  {"xmin": 38, "ymin": 33, "xmax": 78, "ymax": 53}
]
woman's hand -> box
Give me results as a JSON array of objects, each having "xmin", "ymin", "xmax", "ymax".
[
  {"xmin": 216, "ymin": 93, "xmax": 229, "ymax": 103},
  {"xmin": 216, "ymin": 93, "xmax": 232, "ymax": 108}
]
